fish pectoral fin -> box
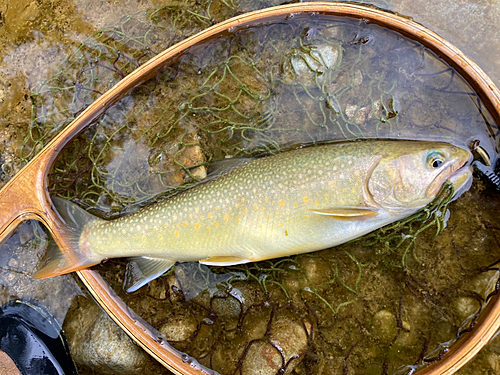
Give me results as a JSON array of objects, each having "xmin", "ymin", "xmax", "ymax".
[
  {"xmin": 199, "ymin": 256, "xmax": 251, "ymax": 266},
  {"xmin": 124, "ymin": 257, "xmax": 176, "ymax": 293},
  {"xmin": 309, "ymin": 206, "xmax": 379, "ymax": 218}
]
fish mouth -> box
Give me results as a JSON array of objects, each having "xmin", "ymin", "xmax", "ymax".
[
  {"xmin": 448, "ymin": 164, "xmax": 473, "ymax": 199},
  {"xmin": 426, "ymin": 151, "xmax": 472, "ymax": 198}
]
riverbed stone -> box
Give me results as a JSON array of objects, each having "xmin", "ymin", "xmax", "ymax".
[
  {"xmin": 63, "ymin": 295, "xmax": 170, "ymax": 375},
  {"xmin": 241, "ymin": 316, "xmax": 309, "ymax": 375}
]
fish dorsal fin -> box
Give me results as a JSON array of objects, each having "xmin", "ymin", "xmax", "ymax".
[
  {"xmin": 207, "ymin": 158, "xmax": 254, "ymax": 178},
  {"xmin": 309, "ymin": 206, "xmax": 379, "ymax": 218},
  {"xmin": 199, "ymin": 256, "xmax": 251, "ymax": 266},
  {"xmin": 124, "ymin": 257, "xmax": 176, "ymax": 293}
]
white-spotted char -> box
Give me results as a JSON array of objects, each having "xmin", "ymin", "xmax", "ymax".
[{"xmin": 34, "ymin": 140, "xmax": 472, "ymax": 292}]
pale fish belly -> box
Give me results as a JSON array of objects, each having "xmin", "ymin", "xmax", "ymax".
[{"xmin": 85, "ymin": 143, "xmax": 407, "ymax": 262}]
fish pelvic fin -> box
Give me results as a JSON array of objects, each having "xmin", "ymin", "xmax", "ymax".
[
  {"xmin": 124, "ymin": 257, "xmax": 176, "ymax": 293},
  {"xmin": 309, "ymin": 206, "xmax": 379, "ymax": 219},
  {"xmin": 33, "ymin": 197, "xmax": 102, "ymax": 279}
]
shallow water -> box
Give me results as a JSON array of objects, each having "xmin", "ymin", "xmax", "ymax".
[
  {"xmin": 55, "ymin": 14, "xmax": 500, "ymax": 375},
  {"xmin": 1, "ymin": 1, "xmax": 500, "ymax": 375}
]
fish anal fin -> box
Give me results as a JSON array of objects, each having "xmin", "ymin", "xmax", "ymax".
[
  {"xmin": 199, "ymin": 256, "xmax": 250, "ymax": 266},
  {"xmin": 124, "ymin": 257, "xmax": 176, "ymax": 293},
  {"xmin": 309, "ymin": 206, "xmax": 379, "ymax": 219}
]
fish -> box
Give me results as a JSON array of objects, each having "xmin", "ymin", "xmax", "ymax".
[{"xmin": 34, "ymin": 140, "xmax": 473, "ymax": 292}]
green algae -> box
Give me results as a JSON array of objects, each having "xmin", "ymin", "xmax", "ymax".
[{"xmin": 9, "ymin": 6, "xmax": 500, "ymax": 375}]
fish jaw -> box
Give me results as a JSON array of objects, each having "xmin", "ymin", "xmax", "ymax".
[
  {"xmin": 448, "ymin": 164, "xmax": 473, "ymax": 200},
  {"xmin": 425, "ymin": 148, "xmax": 472, "ymax": 198}
]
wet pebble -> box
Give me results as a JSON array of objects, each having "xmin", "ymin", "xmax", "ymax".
[
  {"xmin": 64, "ymin": 296, "xmax": 168, "ymax": 375},
  {"xmin": 453, "ymin": 296, "xmax": 480, "ymax": 322},
  {"xmin": 345, "ymin": 104, "xmax": 372, "ymax": 125},
  {"xmin": 158, "ymin": 314, "xmax": 198, "ymax": 342},
  {"xmin": 370, "ymin": 309, "xmax": 412, "ymax": 345},
  {"xmin": 241, "ymin": 317, "xmax": 309, "ymax": 375},
  {"xmin": 282, "ymin": 44, "xmax": 340, "ymax": 87},
  {"xmin": 299, "ymin": 256, "xmax": 331, "ymax": 287},
  {"xmin": 469, "ymin": 271, "xmax": 499, "ymax": 297},
  {"xmin": 211, "ymin": 291, "xmax": 242, "ymax": 320}
]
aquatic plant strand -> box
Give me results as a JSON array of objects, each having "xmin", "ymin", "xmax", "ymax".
[{"xmin": 21, "ymin": 9, "xmax": 497, "ymax": 374}]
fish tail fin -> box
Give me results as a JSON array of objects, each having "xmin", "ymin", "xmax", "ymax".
[{"xmin": 33, "ymin": 197, "xmax": 102, "ymax": 279}]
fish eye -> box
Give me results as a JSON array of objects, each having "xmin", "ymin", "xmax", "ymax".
[{"xmin": 426, "ymin": 151, "xmax": 446, "ymax": 169}]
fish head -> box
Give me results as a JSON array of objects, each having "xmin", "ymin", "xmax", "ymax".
[{"xmin": 367, "ymin": 142, "xmax": 472, "ymax": 211}]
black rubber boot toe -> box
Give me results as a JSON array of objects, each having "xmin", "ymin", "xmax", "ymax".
[{"xmin": 0, "ymin": 299, "xmax": 78, "ymax": 375}]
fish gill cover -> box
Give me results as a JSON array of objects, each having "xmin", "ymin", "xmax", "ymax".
[{"xmin": 17, "ymin": 4, "xmax": 500, "ymax": 375}]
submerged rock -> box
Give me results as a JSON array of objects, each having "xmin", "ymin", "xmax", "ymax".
[
  {"xmin": 63, "ymin": 296, "xmax": 169, "ymax": 375},
  {"xmin": 241, "ymin": 317, "xmax": 309, "ymax": 375},
  {"xmin": 282, "ymin": 44, "xmax": 340, "ymax": 87}
]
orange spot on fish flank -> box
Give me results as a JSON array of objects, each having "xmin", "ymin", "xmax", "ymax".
[
  {"xmin": 324, "ymin": 194, "xmax": 329, "ymax": 200},
  {"xmin": 293, "ymin": 202, "xmax": 298, "ymax": 207},
  {"xmin": 265, "ymin": 196, "xmax": 269, "ymax": 203},
  {"xmin": 224, "ymin": 214, "xmax": 230, "ymax": 222},
  {"xmin": 244, "ymin": 226, "xmax": 249, "ymax": 231},
  {"xmin": 259, "ymin": 224, "xmax": 263, "ymax": 228},
  {"xmin": 275, "ymin": 212, "xmax": 279, "ymax": 217},
  {"xmin": 315, "ymin": 200, "xmax": 319, "ymax": 206},
  {"xmin": 303, "ymin": 197, "xmax": 309, "ymax": 203},
  {"xmin": 236, "ymin": 217, "xmax": 240, "ymax": 222},
  {"xmin": 245, "ymin": 208, "xmax": 249, "ymax": 214},
  {"xmin": 195, "ymin": 208, "xmax": 199, "ymax": 213},
  {"xmin": 158, "ymin": 235, "xmax": 163, "ymax": 239},
  {"xmin": 267, "ymin": 216, "xmax": 271, "ymax": 221},
  {"xmin": 174, "ymin": 231, "xmax": 179, "ymax": 237},
  {"xmin": 164, "ymin": 223, "xmax": 169, "ymax": 228},
  {"xmin": 153, "ymin": 227, "xmax": 158, "ymax": 231},
  {"xmin": 207, "ymin": 227, "xmax": 210, "ymax": 232},
  {"xmin": 279, "ymin": 200, "xmax": 285, "ymax": 207},
  {"xmin": 285, "ymin": 230, "xmax": 288, "ymax": 236},
  {"xmin": 116, "ymin": 238, "xmax": 121, "ymax": 242},
  {"xmin": 183, "ymin": 222, "xmax": 188, "ymax": 227},
  {"xmin": 215, "ymin": 222, "xmax": 220, "ymax": 228},
  {"xmin": 241, "ymin": 198, "xmax": 245, "ymax": 203},
  {"xmin": 253, "ymin": 204, "xmax": 258, "ymax": 211},
  {"xmin": 329, "ymin": 181, "xmax": 335, "ymax": 187},
  {"xmin": 142, "ymin": 236, "xmax": 146, "ymax": 241},
  {"xmin": 195, "ymin": 223, "xmax": 200, "ymax": 230},
  {"xmin": 208, "ymin": 213, "xmax": 213, "ymax": 219},
  {"xmin": 133, "ymin": 235, "xmax": 138, "ymax": 240},
  {"xmin": 215, "ymin": 206, "xmax": 221, "ymax": 211},
  {"xmin": 189, "ymin": 214, "xmax": 193, "ymax": 219}
]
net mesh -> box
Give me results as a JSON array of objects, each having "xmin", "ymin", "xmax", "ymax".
[{"xmin": 19, "ymin": 7, "xmax": 500, "ymax": 375}]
